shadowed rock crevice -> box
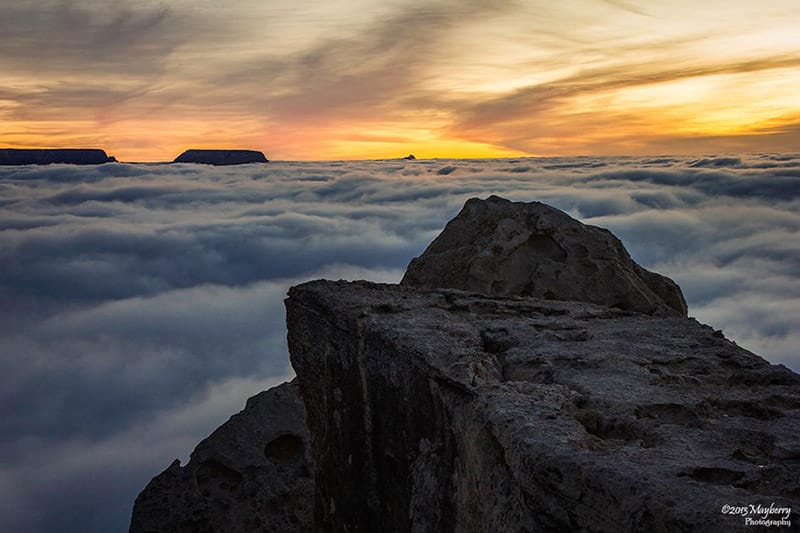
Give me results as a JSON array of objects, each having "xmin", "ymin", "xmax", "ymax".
[
  {"xmin": 681, "ymin": 467, "xmax": 745, "ymax": 485},
  {"xmin": 265, "ymin": 434, "xmax": 306, "ymax": 465}
]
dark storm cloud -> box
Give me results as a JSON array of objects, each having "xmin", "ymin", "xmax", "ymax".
[{"xmin": 0, "ymin": 155, "xmax": 798, "ymax": 532}]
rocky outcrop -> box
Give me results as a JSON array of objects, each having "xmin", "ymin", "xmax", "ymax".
[
  {"xmin": 131, "ymin": 195, "xmax": 799, "ymax": 532},
  {"xmin": 173, "ymin": 149, "xmax": 269, "ymax": 165},
  {"xmin": 402, "ymin": 195, "xmax": 687, "ymax": 317},
  {"xmin": 0, "ymin": 148, "xmax": 116, "ymax": 165},
  {"xmin": 286, "ymin": 281, "xmax": 800, "ymax": 532},
  {"xmin": 129, "ymin": 380, "xmax": 312, "ymax": 533}
]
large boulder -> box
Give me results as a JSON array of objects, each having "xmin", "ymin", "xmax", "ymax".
[
  {"xmin": 286, "ymin": 280, "xmax": 800, "ymax": 532},
  {"xmin": 402, "ymin": 195, "xmax": 687, "ymax": 317},
  {"xmin": 129, "ymin": 380, "xmax": 312, "ymax": 533},
  {"xmin": 0, "ymin": 148, "xmax": 116, "ymax": 165},
  {"xmin": 173, "ymin": 149, "xmax": 269, "ymax": 165}
]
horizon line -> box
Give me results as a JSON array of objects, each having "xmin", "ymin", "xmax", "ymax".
[{"xmin": 3, "ymin": 146, "xmax": 793, "ymax": 165}]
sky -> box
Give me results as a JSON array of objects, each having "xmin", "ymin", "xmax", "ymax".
[
  {"xmin": 0, "ymin": 155, "xmax": 798, "ymax": 531},
  {"xmin": 1, "ymin": 0, "xmax": 800, "ymax": 161}
]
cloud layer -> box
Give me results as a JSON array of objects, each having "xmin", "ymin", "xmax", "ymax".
[{"xmin": 1, "ymin": 155, "xmax": 798, "ymax": 531}]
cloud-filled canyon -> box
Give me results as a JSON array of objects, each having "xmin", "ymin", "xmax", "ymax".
[{"xmin": 1, "ymin": 155, "xmax": 798, "ymax": 531}]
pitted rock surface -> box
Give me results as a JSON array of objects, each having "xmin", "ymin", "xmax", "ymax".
[
  {"xmin": 129, "ymin": 380, "xmax": 311, "ymax": 533},
  {"xmin": 132, "ymin": 197, "xmax": 796, "ymax": 533},
  {"xmin": 402, "ymin": 195, "xmax": 687, "ymax": 317},
  {"xmin": 287, "ymin": 281, "xmax": 800, "ymax": 533}
]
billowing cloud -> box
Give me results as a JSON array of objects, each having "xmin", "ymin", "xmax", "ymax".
[{"xmin": 1, "ymin": 155, "xmax": 799, "ymax": 531}]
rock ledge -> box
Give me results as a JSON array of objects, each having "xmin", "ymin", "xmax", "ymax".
[
  {"xmin": 287, "ymin": 280, "xmax": 800, "ymax": 532},
  {"xmin": 130, "ymin": 196, "xmax": 799, "ymax": 533}
]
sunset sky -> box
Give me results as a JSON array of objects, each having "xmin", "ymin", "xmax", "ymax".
[{"xmin": 2, "ymin": 0, "xmax": 799, "ymax": 161}]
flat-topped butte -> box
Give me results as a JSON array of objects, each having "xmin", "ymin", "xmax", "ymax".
[
  {"xmin": 173, "ymin": 149, "xmax": 269, "ymax": 165},
  {"xmin": 0, "ymin": 148, "xmax": 116, "ymax": 165}
]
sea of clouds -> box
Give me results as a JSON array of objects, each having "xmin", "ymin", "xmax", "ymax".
[{"xmin": 1, "ymin": 154, "xmax": 798, "ymax": 531}]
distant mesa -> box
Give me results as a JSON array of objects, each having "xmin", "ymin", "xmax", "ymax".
[
  {"xmin": 0, "ymin": 148, "xmax": 116, "ymax": 165},
  {"xmin": 173, "ymin": 149, "xmax": 269, "ymax": 165},
  {"xmin": 402, "ymin": 154, "xmax": 416, "ymax": 160}
]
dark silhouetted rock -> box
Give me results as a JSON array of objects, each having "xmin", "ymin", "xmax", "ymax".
[
  {"xmin": 173, "ymin": 149, "xmax": 269, "ymax": 165},
  {"xmin": 286, "ymin": 280, "xmax": 800, "ymax": 533},
  {"xmin": 0, "ymin": 148, "xmax": 116, "ymax": 165},
  {"xmin": 134, "ymin": 196, "xmax": 799, "ymax": 533},
  {"xmin": 402, "ymin": 154, "xmax": 416, "ymax": 160},
  {"xmin": 402, "ymin": 195, "xmax": 687, "ymax": 316},
  {"xmin": 129, "ymin": 380, "xmax": 311, "ymax": 533}
]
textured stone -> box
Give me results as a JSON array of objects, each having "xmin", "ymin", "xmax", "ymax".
[
  {"xmin": 129, "ymin": 380, "xmax": 312, "ymax": 533},
  {"xmin": 132, "ymin": 196, "xmax": 797, "ymax": 532},
  {"xmin": 402, "ymin": 195, "xmax": 687, "ymax": 317},
  {"xmin": 0, "ymin": 148, "xmax": 116, "ymax": 165},
  {"xmin": 173, "ymin": 149, "xmax": 268, "ymax": 165},
  {"xmin": 286, "ymin": 281, "xmax": 800, "ymax": 532}
]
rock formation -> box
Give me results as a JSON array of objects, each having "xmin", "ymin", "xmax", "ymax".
[
  {"xmin": 173, "ymin": 149, "xmax": 269, "ymax": 165},
  {"xmin": 287, "ymin": 281, "xmax": 799, "ymax": 532},
  {"xmin": 129, "ymin": 381, "xmax": 312, "ymax": 533},
  {"xmin": 402, "ymin": 195, "xmax": 687, "ymax": 317},
  {"xmin": 402, "ymin": 154, "xmax": 416, "ymax": 160},
  {"xmin": 131, "ymin": 195, "xmax": 800, "ymax": 532},
  {"xmin": 0, "ymin": 148, "xmax": 116, "ymax": 165}
]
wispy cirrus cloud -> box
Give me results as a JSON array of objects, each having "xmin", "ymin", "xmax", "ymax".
[
  {"xmin": 0, "ymin": 1, "xmax": 192, "ymax": 77},
  {"xmin": 2, "ymin": 0, "xmax": 800, "ymax": 159}
]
